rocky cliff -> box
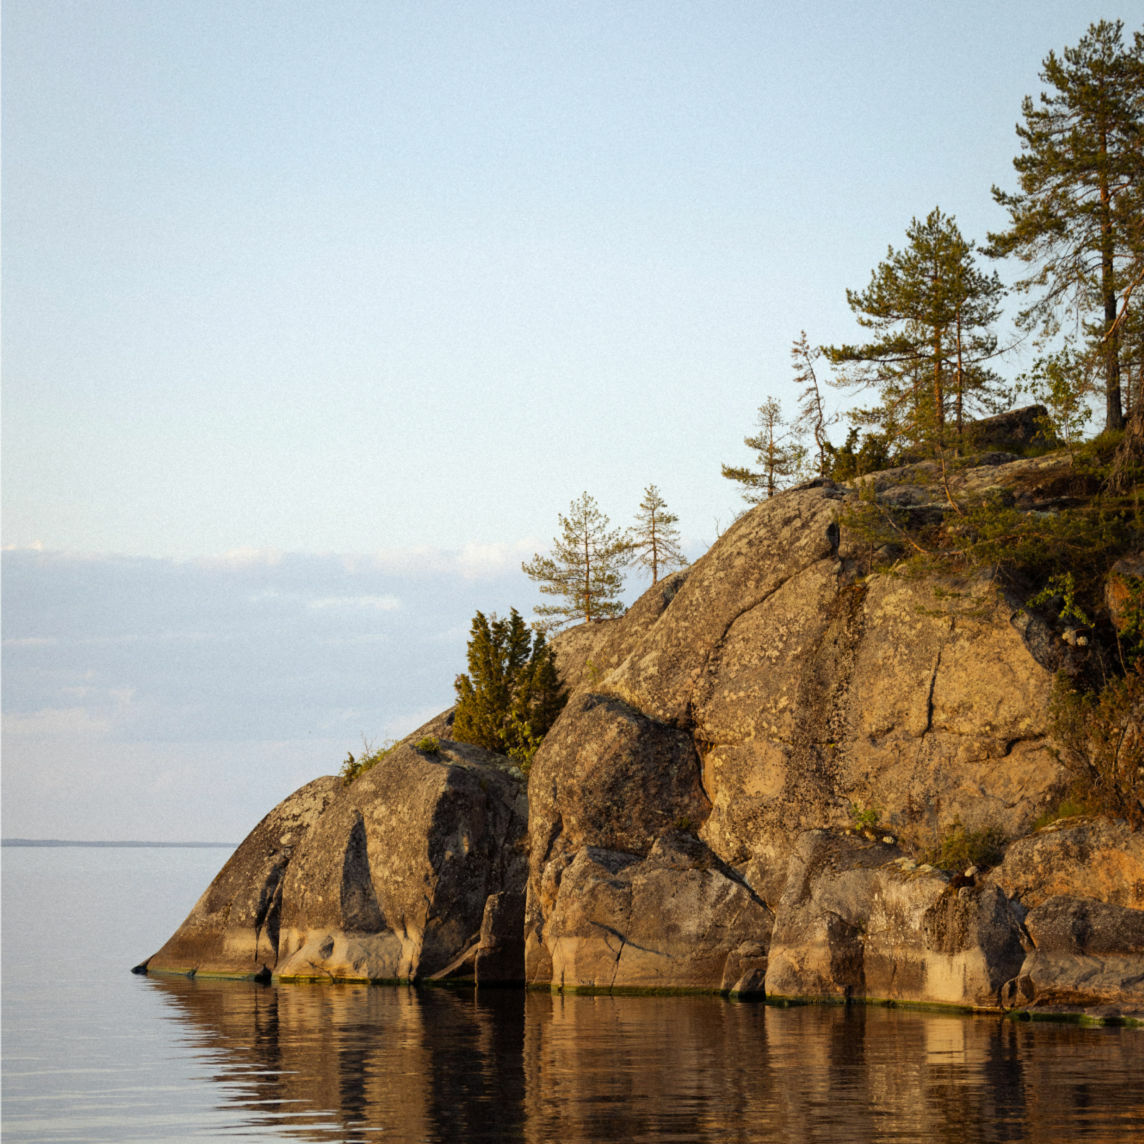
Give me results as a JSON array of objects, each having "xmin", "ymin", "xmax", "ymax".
[{"xmin": 139, "ymin": 449, "xmax": 1144, "ymax": 1022}]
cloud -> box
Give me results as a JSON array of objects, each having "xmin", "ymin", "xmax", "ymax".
[
  {"xmin": 2, "ymin": 705, "xmax": 114, "ymax": 740},
  {"xmin": 193, "ymin": 547, "xmax": 285, "ymax": 570},
  {"xmin": 307, "ymin": 594, "xmax": 401, "ymax": 612},
  {"xmin": 1, "ymin": 543, "xmax": 546, "ymax": 839}
]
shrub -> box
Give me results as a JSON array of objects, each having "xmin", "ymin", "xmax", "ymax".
[
  {"xmin": 453, "ymin": 608, "xmax": 566, "ymax": 770},
  {"xmin": 340, "ymin": 738, "xmax": 396, "ymax": 786},
  {"xmin": 1049, "ymin": 664, "xmax": 1144, "ymax": 827},
  {"xmin": 849, "ymin": 802, "xmax": 881, "ymax": 832},
  {"xmin": 415, "ymin": 735, "xmax": 440, "ymax": 755},
  {"xmin": 924, "ymin": 820, "xmax": 1008, "ymax": 872}
]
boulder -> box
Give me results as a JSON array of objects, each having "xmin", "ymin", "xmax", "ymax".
[
  {"xmin": 962, "ymin": 404, "xmax": 1054, "ymax": 452},
  {"xmin": 524, "ymin": 474, "xmax": 1068, "ymax": 989},
  {"xmin": 275, "ymin": 739, "xmax": 527, "ymax": 982},
  {"xmin": 986, "ymin": 818, "xmax": 1144, "ymax": 912},
  {"xmin": 764, "ymin": 831, "xmax": 1028, "ymax": 1009},
  {"xmin": 1003, "ymin": 896, "xmax": 1144, "ymax": 1018},
  {"xmin": 534, "ymin": 831, "xmax": 772, "ymax": 994},
  {"xmin": 1106, "ymin": 553, "xmax": 1144, "ymax": 635},
  {"xmin": 142, "ymin": 740, "xmax": 527, "ymax": 984},
  {"xmin": 524, "ymin": 692, "xmax": 710, "ymax": 984}
]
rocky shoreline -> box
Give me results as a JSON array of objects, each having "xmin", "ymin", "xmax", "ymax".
[{"xmin": 137, "ymin": 451, "xmax": 1144, "ymax": 1025}]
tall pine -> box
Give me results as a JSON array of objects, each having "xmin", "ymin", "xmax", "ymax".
[
  {"xmin": 627, "ymin": 485, "xmax": 687, "ymax": 583},
  {"xmin": 826, "ymin": 207, "xmax": 1005, "ymax": 451},
  {"xmin": 522, "ymin": 493, "xmax": 628, "ymax": 630},
  {"xmin": 988, "ymin": 20, "xmax": 1144, "ymax": 432}
]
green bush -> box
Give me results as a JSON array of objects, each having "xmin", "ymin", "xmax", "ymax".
[
  {"xmin": 415, "ymin": 735, "xmax": 440, "ymax": 755},
  {"xmin": 453, "ymin": 608, "xmax": 566, "ymax": 771},
  {"xmin": 848, "ymin": 802, "xmax": 882, "ymax": 832},
  {"xmin": 340, "ymin": 738, "xmax": 396, "ymax": 786}
]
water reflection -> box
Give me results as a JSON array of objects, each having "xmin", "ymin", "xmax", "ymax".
[{"xmin": 147, "ymin": 978, "xmax": 1144, "ymax": 1144}]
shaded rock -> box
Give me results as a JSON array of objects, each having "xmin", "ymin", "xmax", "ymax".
[
  {"xmin": 1006, "ymin": 896, "xmax": 1144, "ymax": 1017},
  {"xmin": 474, "ymin": 890, "xmax": 527, "ymax": 986},
  {"xmin": 764, "ymin": 831, "xmax": 1027, "ymax": 1009},
  {"xmin": 144, "ymin": 740, "xmax": 528, "ymax": 984},
  {"xmin": 962, "ymin": 405, "xmax": 1053, "ymax": 452},
  {"xmin": 1026, "ymin": 895, "xmax": 1144, "ymax": 956},
  {"xmin": 857, "ymin": 449, "xmax": 1092, "ymax": 512},
  {"xmin": 140, "ymin": 776, "xmax": 341, "ymax": 978},
  {"xmin": 275, "ymin": 739, "xmax": 527, "ymax": 983},
  {"xmin": 986, "ymin": 818, "xmax": 1144, "ymax": 912},
  {"xmin": 535, "ymin": 831, "xmax": 772, "ymax": 993}
]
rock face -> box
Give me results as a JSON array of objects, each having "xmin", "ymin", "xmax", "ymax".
[
  {"xmin": 763, "ymin": 832, "xmax": 1027, "ymax": 1009},
  {"xmin": 140, "ymin": 776, "xmax": 341, "ymax": 978},
  {"xmin": 142, "ymin": 450, "xmax": 1143, "ymax": 1020},
  {"xmin": 142, "ymin": 739, "xmax": 528, "ymax": 984}
]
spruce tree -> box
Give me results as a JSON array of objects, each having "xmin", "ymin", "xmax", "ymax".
[
  {"xmin": 522, "ymin": 493, "xmax": 628, "ymax": 630},
  {"xmin": 722, "ymin": 396, "xmax": 805, "ymax": 504},
  {"xmin": 452, "ymin": 608, "xmax": 564, "ymax": 766},
  {"xmin": 627, "ymin": 485, "xmax": 687, "ymax": 583},
  {"xmin": 987, "ymin": 20, "xmax": 1144, "ymax": 432},
  {"xmin": 825, "ymin": 207, "xmax": 1006, "ymax": 451}
]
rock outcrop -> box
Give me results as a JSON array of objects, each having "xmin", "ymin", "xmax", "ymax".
[
  {"xmin": 763, "ymin": 832, "xmax": 1027, "ymax": 1008},
  {"xmin": 141, "ymin": 448, "xmax": 1143, "ymax": 1021},
  {"xmin": 141, "ymin": 739, "xmax": 528, "ymax": 985}
]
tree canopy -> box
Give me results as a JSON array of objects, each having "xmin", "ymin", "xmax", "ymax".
[
  {"xmin": 826, "ymin": 207, "xmax": 1006, "ymax": 452},
  {"xmin": 722, "ymin": 396, "xmax": 805, "ymax": 503},
  {"xmin": 522, "ymin": 492, "xmax": 628, "ymax": 630}
]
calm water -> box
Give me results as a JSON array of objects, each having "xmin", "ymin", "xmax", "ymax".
[{"xmin": 3, "ymin": 846, "xmax": 1143, "ymax": 1143}]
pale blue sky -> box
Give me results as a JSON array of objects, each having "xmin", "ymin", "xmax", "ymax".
[{"xmin": 3, "ymin": 3, "xmax": 1135, "ymax": 840}]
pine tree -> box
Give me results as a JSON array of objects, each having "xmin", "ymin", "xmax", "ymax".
[
  {"xmin": 721, "ymin": 398, "xmax": 800, "ymax": 503},
  {"xmin": 522, "ymin": 493, "xmax": 628, "ymax": 630},
  {"xmin": 452, "ymin": 608, "xmax": 564, "ymax": 767},
  {"xmin": 790, "ymin": 331, "xmax": 835, "ymax": 476},
  {"xmin": 987, "ymin": 20, "xmax": 1144, "ymax": 432},
  {"xmin": 825, "ymin": 207, "xmax": 1006, "ymax": 451},
  {"xmin": 722, "ymin": 397, "xmax": 805, "ymax": 504},
  {"xmin": 1022, "ymin": 344, "xmax": 1092, "ymax": 451},
  {"xmin": 627, "ymin": 485, "xmax": 687, "ymax": 583}
]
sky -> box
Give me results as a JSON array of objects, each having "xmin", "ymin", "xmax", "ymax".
[{"xmin": 3, "ymin": 1, "xmax": 1136, "ymax": 842}]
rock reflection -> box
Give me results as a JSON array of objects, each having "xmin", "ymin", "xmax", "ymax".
[{"xmin": 146, "ymin": 979, "xmax": 1143, "ymax": 1144}]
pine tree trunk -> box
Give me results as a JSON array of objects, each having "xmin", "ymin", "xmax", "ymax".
[{"xmin": 1099, "ymin": 138, "xmax": 1125, "ymax": 432}]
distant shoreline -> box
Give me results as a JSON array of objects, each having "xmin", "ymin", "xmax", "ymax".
[{"xmin": 2, "ymin": 838, "xmax": 236, "ymax": 848}]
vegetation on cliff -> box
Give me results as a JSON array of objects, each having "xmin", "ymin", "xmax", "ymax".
[{"xmin": 452, "ymin": 609, "xmax": 564, "ymax": 768}]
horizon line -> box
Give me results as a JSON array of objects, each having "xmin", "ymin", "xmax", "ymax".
[{"xmin": 2, "ymin": 837, "xmax": 237, "ymax": 848}]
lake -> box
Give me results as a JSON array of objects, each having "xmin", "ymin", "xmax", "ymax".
[{"xmin": 2, "ymin": 845, "xmax": 1142, "ymax": 1142}]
